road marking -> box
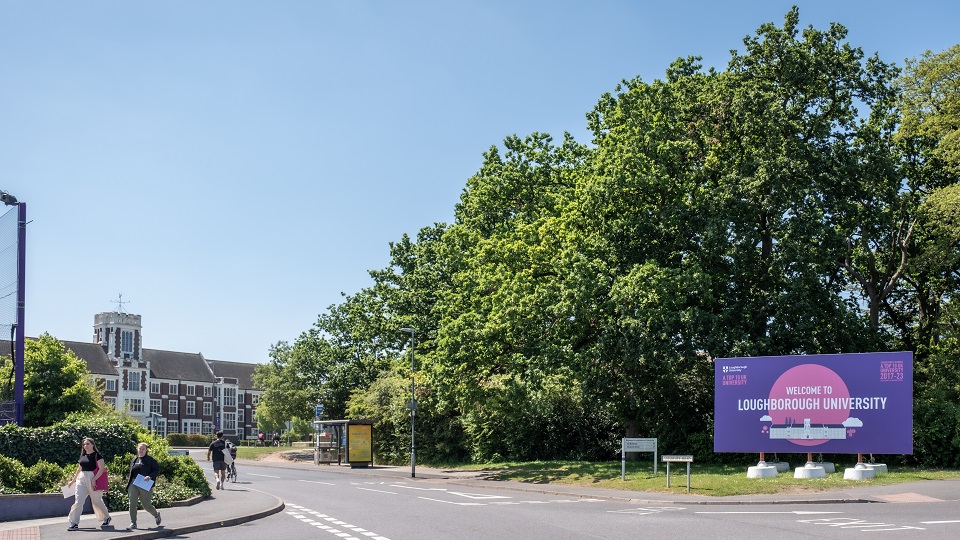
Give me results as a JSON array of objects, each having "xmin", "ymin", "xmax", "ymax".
[
  {"xmin": 797, "ymin": 517, "xmax": 924, "ymax": 532},
  {"xmin": 698, "ymin": 511, "xmax": 843, "ymax": 515},
  {"xmin": 448, "ymin": 491, "xmax": 511, "ymax": 500},
  {"xmin": 921, "ymin": 520, "xmax": 960, "ymax": 524},
  {"xmin": 610, "ymin": 507, "xmax": 686, "ymax": 515},
  {"xmin": 389, "ymin": 485, "xmax": 448, "ymax": 491},
  {"xmin": 299, "ymin": 480, "xmax": 336, "ymax": 485},
  {"xmin": 285, "ymin": 505, "xmax": 390, "ymax": 540},
  {"xmin": 357, "ymin": 487, "xmax": 399, "ymax": 495},
  {"xmin": 418, "ymin": 497, "xmax": 485, "ymax": 506},
  {"xmin": 247, "ymin": 473, "xmax": 281, "ymax": 478}
]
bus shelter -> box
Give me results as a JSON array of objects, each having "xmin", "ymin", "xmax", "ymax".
[{"xmin": 312, "ymin": 419, "xmax": 374, "ymax": 468}]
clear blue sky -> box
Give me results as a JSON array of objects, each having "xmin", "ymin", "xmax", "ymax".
[{"xmin": 2, "ymin": 1, "xmax": 957, "ymax": 364}]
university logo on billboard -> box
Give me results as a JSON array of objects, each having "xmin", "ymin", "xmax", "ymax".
[{"xmin": 714, "ymin": 352, "xmax": 913, "ymax": 454}]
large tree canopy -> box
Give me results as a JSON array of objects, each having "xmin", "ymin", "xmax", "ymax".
[{"xmin": 262, "ymin": 9, "xmax": 960, "ymax": 465}]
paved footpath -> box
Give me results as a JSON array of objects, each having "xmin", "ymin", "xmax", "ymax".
[{"xmin": 3, "ymin": 450, "xmax": 958, "ymax": 540}]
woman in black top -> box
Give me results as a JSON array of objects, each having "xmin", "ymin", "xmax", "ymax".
[
  {"xmin": 125, "ymin": 442, "xmax": 161, "ymax": 530},
  {"xmin": 66, "ymin": 437, "xmax": 111, "ymax": 529}
]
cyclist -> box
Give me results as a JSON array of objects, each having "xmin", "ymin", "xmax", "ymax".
[{"xmin": 224, "ymin": 438, "xmax": 238, "ymax": 481}]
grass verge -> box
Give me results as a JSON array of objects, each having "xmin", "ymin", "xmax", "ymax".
[{"xmin": 451, "ymin": 461, "xmax": 960, "ymax": 497}]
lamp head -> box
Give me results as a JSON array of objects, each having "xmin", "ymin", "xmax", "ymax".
[{"xmin": 0, "ymin": 191, "xmax": 18, "ymax": 206}]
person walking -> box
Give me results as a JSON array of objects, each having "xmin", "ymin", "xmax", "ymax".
[
  {"xmin": 125, "ymin": 442, "xmax": 161, "ymax": 530},
  {"xmin": 206, "ymin": 431, "xmax": 227, "ymax": 490},
  {"xmin": 66, "ymin": 437, "xmax": 111, "ymax": 530}
]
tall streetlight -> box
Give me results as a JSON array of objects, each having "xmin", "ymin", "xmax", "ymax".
[{"xmin": 400, "ymin": 327, "xmax": 416, "ymax": 478}]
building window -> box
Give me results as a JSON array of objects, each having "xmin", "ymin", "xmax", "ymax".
[
  {"xmin": 203, "ymin": 402, "xmax": 212, "ymax": 416},
  {"xmin": 203, "ymin": 422, "xmax": 214, "ymax": 434},
  {"xmin": 223, "ymin": 413, "xmax": 236, "ymax": 433},
  {"xmin": 237, "ymin": 409, "xmax": 244, "ymax": 423},
  {"xmin": 152, "ymin": 418, "xmax": 166, "ymax": 437},
  {"xmin": 187, "ymin": 385, "xmax": 195, "ymax": 396},
  {"xmin": 222, "ymin": 387, "xmax": 237, "ymax": 407},
  {"xmin": 169, "ymin": 384, "xmax": 178, "ymax": 395},
  {"xmin": 125, "ymin": 399, "xmax": 144, "ymax": 413},
  {"xmin": 239, "ymin": 393, "xmax": 244, "ymax": 404},
  {"xmin": 167, "ymin": 420, "xmax": 178, "ymax": 433},
  {"xmin": 106, "ymin": 380, "xmax": 116, "ymax": 391},
  {"xmin": 121, "ymin": 330, "xmax": 134, "ymax": 357},
  {"xmin": 204, "ymin": 385, "xmax": 211, "ymax": 397},
  {"xmin": 151, "ymin": 383, "xmax": 160, "ymax": 394},
  {"xmin": 186, "ymin": 401, "xmax": 195, "ymax": 416},
  {"xmin": 184, "ymin": 420, "xmax": 201, "ymax": 434},
  {"xmin": 105, "ymin": 397, "xmax": 117, "ymax": 408},
  {"xmin": 128, "ymin": 372, "xmax": 140, "ymax": 392},
  {"xmin": 168, "ymin": 400, "xmax": 178, "ymax": 415},
  {"xmin": 252, "ymin": 394, "xmax": 260, "ymax": 405},
  {"xmin": 150, "ymin": 399, "xmax": 161, "ymax": 414}
]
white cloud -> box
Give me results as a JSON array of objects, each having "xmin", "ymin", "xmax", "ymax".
[
  {"xmin": 842, "ymin": 417, "xmax": 863, "ymax": 427},
  {"xmin": 760, "ymin": 415, "xmax": 772, "ymax": 422}
]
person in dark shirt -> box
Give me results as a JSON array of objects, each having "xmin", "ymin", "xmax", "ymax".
[
  {"xmin": 66, "ymin": 437, "xmax": 111, "ymax": 530},
  {"xmin": 126, "ymin": 442, "xmax": 161, "ymax": 530},
  {"xmin": 206, "ymin": 431, "xmax": 227, "ymax": 490}
]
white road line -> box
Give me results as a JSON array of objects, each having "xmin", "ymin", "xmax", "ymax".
[
  {"xmin": 300, "ymin": 480, "xmax": 337, "ymax": 485},
  {"xmin": 390, "ymin": 485, "xmax": 448, "ymax": 491},
  {"xmin": 357, "ymin": 487, "xmax": 399, "ymax": 495},
  {"xmin": 285, "ymin": 505, "xmax": 390, "ymax": 540},
  {"xmin": 698, "ymin": 511, "xmax": 843, "ymax": 515},
  {"xmin": 247, "ymin": 473, "xmax": 281, "ymax": 478},
  {"xmin": 418, "ymin": 496, "xmax": 484, "ymax": 506},
  {"xmin": 921, "ymin": 520, "xmax": 960, "ymax": 524}
]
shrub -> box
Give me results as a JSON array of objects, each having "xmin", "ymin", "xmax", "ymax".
[
  {"xmin": 23, "ymin": 460, "xmax": 72, "ymax": 494},
  {"xmin": 0, "ymin": 415, "xmax": 209, "ymax": 505},
  {"xmin": 0, "ymin": 414, "xmax": 143, "ymax": 467},
  {"xmin": 166, "ymin": 433, "xmax": 212, "ymax": 447},
  {"xmin": 0, "ymin": 454, "xmax": 27, "ymax": 493}
]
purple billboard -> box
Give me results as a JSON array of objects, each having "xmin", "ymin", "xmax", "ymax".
[{"xmin": 714, "ymin": 352, "xmax": 913, "ymax": 454}]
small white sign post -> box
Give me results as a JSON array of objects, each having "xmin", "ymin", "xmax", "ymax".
[
  {"xmin": 662, "ymin": 455, "xmax": 694, "ymax": 492},
  {"xmin": 621, "ymin": 437, "xmax": 657, "ymax": 480}
]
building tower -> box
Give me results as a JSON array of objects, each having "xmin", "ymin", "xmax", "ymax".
[{"xmin": 93, "ymin": 311, "xmax": 143, "ymax": 363}]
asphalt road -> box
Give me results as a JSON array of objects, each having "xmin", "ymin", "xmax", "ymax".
[{"xmin": 183, "ymin": 461, "xmax": 960, "ymax": 540}]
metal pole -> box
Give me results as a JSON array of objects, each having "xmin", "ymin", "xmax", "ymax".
[
  {"xmin": 410, "ymin": 332, "xmax": 416, "ymax": 479},
  {"xmin": 14, "ymin": 202, "xmax": 26, "ymax": 426},
  {"xmin": 401, "ymin": 328, "xmax": 416, "ymax": 478}
]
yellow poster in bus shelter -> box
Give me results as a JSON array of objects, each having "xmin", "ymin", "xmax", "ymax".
[{"xmin": 347, "ymin": 423, "xmax": 372, "ymax": 464}]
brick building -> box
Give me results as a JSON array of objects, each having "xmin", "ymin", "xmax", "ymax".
[{"xmin": 58, "ymin": 311, "xmax": 262, "ymax": 440}]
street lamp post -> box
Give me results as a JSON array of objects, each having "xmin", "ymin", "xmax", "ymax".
[{"xmin": 400, "ymin": 327, "xmax": 416, "ymax": 478}]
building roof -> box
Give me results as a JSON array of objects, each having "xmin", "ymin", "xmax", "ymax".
[
  {"xmin": 62, "ymin": 340, "xmax": 116, "ymax": 375},
  {"xmin": 4, "ymin": 337, "xmax": 261, "ymax": 391},
  {"xmin": 143, "ymin": 349, "xmax": 216, "ymax": 383},
  {"xmin": 206, "ymin": 359, "xmax": 259, "ymax": 390},
  {"xmin": 0, "ymin": 338, "xmax": 116, "ymax": 376}
]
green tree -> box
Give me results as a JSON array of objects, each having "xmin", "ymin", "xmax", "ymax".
[
  {"xmin": 253, "ymin": 341, "xmax": 310, "ymax": 434},
  {"xmin": 897, "ymin": 44, "xmax": 960, "ymax": 176},
  {"xmin": 23, "ymin": 333, "xmax": 107, "ymax": 427}
]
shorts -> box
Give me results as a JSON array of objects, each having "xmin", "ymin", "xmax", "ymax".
[{"xmin": 212, "ymin": 461, "xmax": 227, "ymax": 471}]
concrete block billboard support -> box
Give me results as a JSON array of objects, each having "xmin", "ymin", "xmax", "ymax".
[{"xmin": 715, "ymin": 352, "xmax": 913, "ymax": 476}]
